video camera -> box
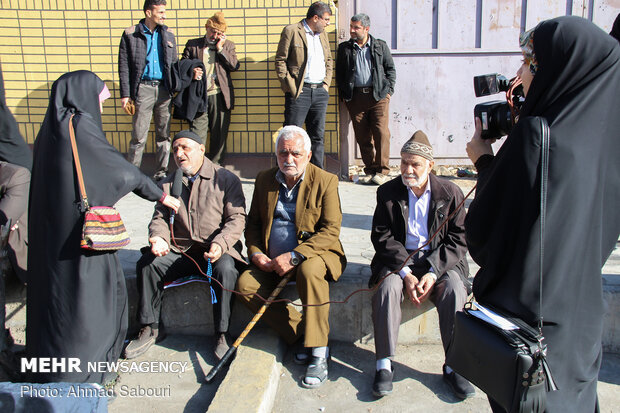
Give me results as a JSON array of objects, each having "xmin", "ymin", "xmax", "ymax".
[{"xmin": 473, "ymin": 74, "xmax": 524, "ymax": 140}]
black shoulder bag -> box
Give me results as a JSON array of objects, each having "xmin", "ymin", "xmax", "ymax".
[{"xmin": 446, "ymin": 117, "xmax": 558, "ymax": 412}]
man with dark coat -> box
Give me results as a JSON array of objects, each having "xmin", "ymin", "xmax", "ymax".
[
  {"xmin": 336, "ymin": 13, "xmax": 396, "ymax": 185},
  {"xmin": 0, "ymin": 161, "xmax": 29, "ymax": 380},
  {"xmin": 0, "ymin": 161, "xmax": 29, "ymax": 284},
  {"xmin": 124, "ymin": 130, "xmax": 246, "ymax": 361},
  {"xmin": 118, "ymin": 0, "xmax": 178, "ymax": 180},
  {"xmin": 182, "ymin": 12, "xmax": 239, "ymax": 164},
  {"xmin": 369, "ymin": 131, "xmax": 473, "ymax": 399}
]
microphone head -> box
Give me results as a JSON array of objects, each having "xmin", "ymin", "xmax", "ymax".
[{"xmin": 171, "ymin": 169, "xmax": 183, "ymax": 198}]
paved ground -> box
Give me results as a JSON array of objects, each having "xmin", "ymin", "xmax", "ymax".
[
  {"xmin": 107, "ymin": 335, "xmax": 225, "ymax": 413},
  {"xmin": 273, "ymin": 342, "xmax": 620, "ymax": 413}
]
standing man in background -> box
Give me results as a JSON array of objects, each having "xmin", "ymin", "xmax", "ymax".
[
  {"xmin": 275, "ymin": 1, "xmax": 333, "ymax": 169},
  {"xmin": 182, "ymin": 12, "xmax": 240, "ymax": 165},
  {"xmin": 336, "ymin": 13, "xmax": 396, "ymax": 185},
  {"xmin": 119, "ymin": 0, "xmax": 178, "ymax": 180}
]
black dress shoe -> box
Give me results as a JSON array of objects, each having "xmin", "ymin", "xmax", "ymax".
[
  {"xmin": 443, "ymin": 364, "xmax": 475, "ymax": 399},
  {"xmin": 372, "ymin": 368, "xmax": 393, "ymax": 397}
]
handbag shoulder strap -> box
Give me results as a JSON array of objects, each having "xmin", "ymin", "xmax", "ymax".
[
  {"xmin": 538, "ymin": 116, "xmax": 550, "ymax": 333},
  {"xmin": 68, "ymin": 114, "xmax": 90, "ymax": 211}
]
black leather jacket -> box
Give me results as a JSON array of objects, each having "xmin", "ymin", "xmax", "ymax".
[
  {"xmin": 336, "ymin": 34, "xmax": 396, "ymax": 102},
  {"xmin": 369, "ymin": 174, "xmax": 470, "ymax": 289}
]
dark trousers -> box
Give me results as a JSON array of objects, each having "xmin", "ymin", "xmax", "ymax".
[
  {"xmin": 136, "ymin": 247, "xmax": 240, "ymax": 333},
  {"xmin": 345, "ymin": 89, "xmax": 391, "ymax": 176},
  {"xmin": 284, "ymin": 85, "xmax": 329, "ymax": 169},
  {"xmin": 189, "ymin": 92, "xmax": 231, "ymax": 165},
  {"xmin": 372, "ymin": 269, "xmax": 468, "ymax": 360}
]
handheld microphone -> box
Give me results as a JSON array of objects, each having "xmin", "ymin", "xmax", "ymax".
[{"xmin": 169, "ymin": 169, "xmax": 183, "ymax": 225}]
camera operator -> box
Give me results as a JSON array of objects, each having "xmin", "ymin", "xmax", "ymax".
[{"xmin": 465, "ymin": 16, "xmax": 620, "ymax": 413}]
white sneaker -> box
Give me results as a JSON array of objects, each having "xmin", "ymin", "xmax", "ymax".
[{"xmin": 371, "ymin": 173, "xmax": 390, "ymax": 185}]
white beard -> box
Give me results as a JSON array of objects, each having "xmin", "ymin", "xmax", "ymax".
[{"xmin": 401, "ymin": 168, "xmax": 430, "ymax": 189}]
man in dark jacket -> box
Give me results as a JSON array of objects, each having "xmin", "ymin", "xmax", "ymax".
[
  {"xmin": 336, "ymin": 14, "xmax": 396, "ymax": 185},
  {"xmin": 124, "ymin": 130, "xmax": 246, "ymax": 361},
  {"xmin": 118, "ymin": 0, "xmax": 178, "ymax": 180},
  {"xmin": 369, "ymin": 131, "xmax": 473, "ymax": 400},
  {"xmin": 0, "ymin": 161, "xmax": 29, "ymax": 381},
  {"xmin": 182, "ymin": 12, "xmax": 239, "ymax": 164}
]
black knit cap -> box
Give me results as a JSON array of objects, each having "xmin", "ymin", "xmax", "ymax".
[{"xmin": 172, "ymin": 130, "xmax": 203, "ymax": 145}]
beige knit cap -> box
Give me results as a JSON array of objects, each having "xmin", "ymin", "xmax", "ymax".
[
  {"xmin": 206, "ymin": 12, "xmax": 227, "ymax": 32},
  {"xmin": 400, "ymin": 130, "xmax": 434, "ymax": 161}
]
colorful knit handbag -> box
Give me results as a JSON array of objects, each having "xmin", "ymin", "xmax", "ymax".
[{"xmin": 68, "ymin": 114, "xmax": 130, "ymax": 251}]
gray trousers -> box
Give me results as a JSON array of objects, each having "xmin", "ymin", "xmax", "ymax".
[
  {"xmin": 372, "ymin": 269, "xmax": 468, "ymax": 360},
  {"xmin": 189, "ymin": 92, "xmax": 231, "ymax": 165},
  {"xmin": 127, "ymin": 82, "xmax": 171, "ymax": 173}
]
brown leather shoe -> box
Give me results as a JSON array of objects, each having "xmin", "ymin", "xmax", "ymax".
[
  {"xmin": 214, "ymin": 332, "xmax": 232, "ymax": 361},
  {"xmin": 124, "ymin": 325, "xmax": 158, "ymax": 359}
]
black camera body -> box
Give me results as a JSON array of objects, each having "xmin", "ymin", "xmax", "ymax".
[
  {"xmin": 473, "ymin": 74, "xmax": 524, "ymax": 140},
  {"xmin": 474, "ymin": 100, "xmax": 514, "ymax": 140}
]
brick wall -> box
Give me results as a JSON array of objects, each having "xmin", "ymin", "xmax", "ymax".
[{"xmin": 0, "ymin": 0, "xmax": 339, "ymax": 155}]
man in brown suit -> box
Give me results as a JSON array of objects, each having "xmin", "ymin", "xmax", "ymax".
[
  {"xmin": 182, "ymin": 12, "xmax": 239, "ymax": 164},
  {"xmin": 237, "ymin": 125, "xmax": 346, "ymax": 389},
  {"xmin": 125, "ymin": 130, "xmax": 246, "ymax": 361},
  {"xmin": 275, "ymin": 2, "xmax": 333, "ymax": 169}
]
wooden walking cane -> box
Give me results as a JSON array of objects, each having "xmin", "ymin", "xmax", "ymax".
[{"xmin": 205, "ymin": 270, "xmax": 295, "ymax": 383}]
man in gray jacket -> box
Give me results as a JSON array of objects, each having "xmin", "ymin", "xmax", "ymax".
[
  {"xmin": 118, "ymin": 0, "xmax": 178, "ymax": 180},
  {"xmin": 124, "ymin": 130, "xmax": 246, "ymax": 361}
]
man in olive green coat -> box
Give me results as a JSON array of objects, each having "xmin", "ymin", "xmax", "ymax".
[{"xmin": 237, "ymin": 125, "xmax": 345, "ymax": 389}]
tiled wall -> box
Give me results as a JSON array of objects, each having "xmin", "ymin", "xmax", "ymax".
[{"xmin": 0, "ymin": 0, "xmax": 339, "ymax": 155}]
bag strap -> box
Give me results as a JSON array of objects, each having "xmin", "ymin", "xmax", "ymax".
[
  {"xmin": 537, "ymin": 117, "xmax": 559, "ymax": 392},
  {"xmin": 68, "ymin": 114, "xmax": 90, "ymax": 211},
  {"xmin": 537, "ymin": 117, "xmax": 549, "ymax": 334}
]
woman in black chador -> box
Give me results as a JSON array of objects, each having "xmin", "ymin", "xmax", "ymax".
[
  {"xmin": 26, "ymin": 71, "xmax": 179, "ymax": 383},
  {"xmin": 466, "ymin": 17, "xmax": 620, "ymax": 412}
]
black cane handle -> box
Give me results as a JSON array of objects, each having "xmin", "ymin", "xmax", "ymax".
[{"xmin": 205, "ymin": 346, "xmax": 237, "ymax": 383}]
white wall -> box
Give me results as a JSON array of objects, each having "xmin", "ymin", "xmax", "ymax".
[{"xmin": 338, "ymin": 0, "xmax": 620, "ymax": 165}]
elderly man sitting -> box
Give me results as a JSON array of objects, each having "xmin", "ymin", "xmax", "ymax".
[
  {"xmin": 125, "ymin": 130, "xmax": 246, "ymax": 361},
  {"xmin": 369, "ymin": 131, "xmax": 474, "ymax": 399},
  {"xmin": 237, "ymin": 125, "xmax": 346, "ymax": 389}
]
